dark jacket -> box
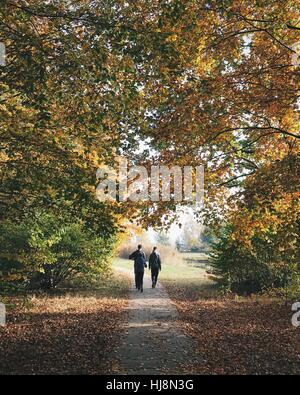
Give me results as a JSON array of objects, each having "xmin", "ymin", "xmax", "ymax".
[
  {"xmin": 149, "ymin": 251, "xmax": 161, "ymax": 271},
  {"xmin": 129, "ymin": 250, "xmax": 147, "ymax": 273}
]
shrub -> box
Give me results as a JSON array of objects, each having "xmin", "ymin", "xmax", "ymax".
[
  {"xmin": 211, "ymin": 225, "xmax": 299, "ymax": 295},
  {"xmin": 0, "ymin": 211, "xmax": 114, "ymax": 290}
]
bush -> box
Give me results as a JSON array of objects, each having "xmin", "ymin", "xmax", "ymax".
[
  {"xmin": 211, "ymin": 225, "xmax": 299, "ymax": 295},
  {"xmin": 0, "ymin": 211, "xmax": 114, "ymax": 291}
]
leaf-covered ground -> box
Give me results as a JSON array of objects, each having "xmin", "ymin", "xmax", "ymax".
[
  {"xmin": 164, "ymin": 284, "xmax": 300, "ymax": 375},
  {"xmin": 1, "ymin": 260, "xmax": 299, "ymax": 375},
  {"xmin": 0, "ymin": 274, "xmax": 130, "ymax": 375}
]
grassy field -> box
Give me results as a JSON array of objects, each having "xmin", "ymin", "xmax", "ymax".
[
  {"xmin": 113, "ymin": 253, "xmax": 216, "ymax": 298},
  {"xmin": 179, "ymin": 252, "xmax": 210, "ymax": 267}
]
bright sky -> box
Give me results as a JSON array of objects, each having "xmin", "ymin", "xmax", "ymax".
[{"xmin": 147, "ymin": 206, "xmax": 198, "ymax": 246}]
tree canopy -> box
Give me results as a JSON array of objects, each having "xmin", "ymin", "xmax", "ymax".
[{"xmin": 0, "ymin": 0, "xmax": 299, "ymax": 290}]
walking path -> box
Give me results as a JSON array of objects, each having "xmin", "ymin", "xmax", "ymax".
[{"xmin": 112, "ymin": 269, "xmax": 198, "ymax": 375}]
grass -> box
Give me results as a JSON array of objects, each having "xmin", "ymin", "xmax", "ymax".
[
  {"xmin": 113, "ymin": 255, "xmax": 208, "ymax": 280},
  {"xmin": 179, "ymin": 251, "xmax": 209, "ymax": 261},
  {"xmin": 113, "ymin": 255, "xmax": 217, "ymax": 298}
]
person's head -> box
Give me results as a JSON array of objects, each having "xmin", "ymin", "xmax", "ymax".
[
  {"xmin": 153, "ymin": 246, "xmax": 157, "ymax": 251},
  {"xmin": 138, "ymin": 244, "xmax": 142, "ymax": 250}
]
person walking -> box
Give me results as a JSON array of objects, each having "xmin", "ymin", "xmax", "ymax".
[
  {"xmin": 149, "ymin": 247, "xmax": 161, "ymax": 288},
  {"xmin": 129, "ymin": 244, "xmax": 147, "ymax": 292}
]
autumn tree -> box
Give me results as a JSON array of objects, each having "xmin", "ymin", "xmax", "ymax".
[{"xmin": 0, "ymin": 1, "xmax": 299, "ymax": 291}]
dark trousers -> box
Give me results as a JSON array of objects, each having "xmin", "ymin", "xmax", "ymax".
[
  {"xmin": 136, "ymin": 271, "xmax": 144, "ymax": 290},
  {"xmin": 151, "ymin": 269, "xmax": 159, "ymax": 285},
  {"xmin": 135, "ymin": 272, "xmax": 138, "ymax": 288}
]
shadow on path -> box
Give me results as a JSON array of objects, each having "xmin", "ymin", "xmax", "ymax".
[{"xmin": 112, "ymin": 269, "xmax": 199, "ymax": 375}]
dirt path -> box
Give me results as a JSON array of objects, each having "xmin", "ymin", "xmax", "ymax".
[{"xmin": 112, "ymin": 268, "xmax": 198, "ymax": 375}]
